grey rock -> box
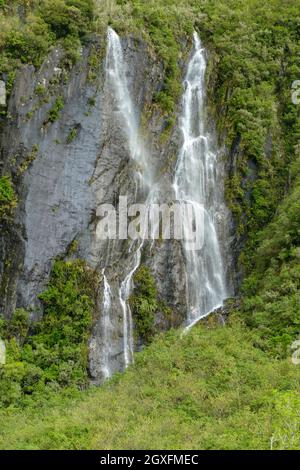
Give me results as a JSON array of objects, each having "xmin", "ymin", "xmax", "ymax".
[{"xmin": 0, "ymin": 34, "xmax": 237, "ymax": 382}]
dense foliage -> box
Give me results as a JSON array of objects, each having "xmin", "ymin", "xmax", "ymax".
[
  {"xmin": 130, "ymin": 265, "xmax": 158, "ymax": 343},
  {"xmin": 130, "ymin": 265, "xmax": 171, "ymax": 344},
  {"xmin": 0, "ymin": 0, "xmax": 94, "ymax": 92},
  {"xmin": 236, "ymin": 158, "xmax": 300, "ymax": 356},
  {"xmin": 0, "ymin": 175, "xmax": 17, "ymax": 222},
  {"xmin": 0, "ymin": 260, "xmax": 98, "ymax": 407},
  {"xmin": 0, "ymin": 322, "xmax": 299, "ymax": 449},
  {"xmin": 100, "ymin": 0, "xmax": 300, "ymax": 358},
  {"xmin": 199, "ymin": 1, "xmax": 300, "ymax": 263}
]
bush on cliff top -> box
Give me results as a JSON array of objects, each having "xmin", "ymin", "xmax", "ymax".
[{"xmin": 0, "ymin": 0, "xmax": 94, "ymax": 89}]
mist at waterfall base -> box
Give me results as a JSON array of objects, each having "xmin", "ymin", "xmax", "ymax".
[{"xmin": 98, "ymin": 28, "xmax": 228, "ymax": 378}]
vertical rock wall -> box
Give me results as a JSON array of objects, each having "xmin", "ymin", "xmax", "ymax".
[{"xmin": 0, "ymin": 34, "xmax": 236, "ymax": 382}]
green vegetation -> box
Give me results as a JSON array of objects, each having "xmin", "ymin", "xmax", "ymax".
[
  {"xmin": 40, "ymin": 0, "xmax": 93, "ymax": 39},
  {"xmin": 94, "ymin": 0, "xmax": 300, "ymax": 260},
  {"xmin": 130, "ymin": 265, "xmax": 172, "ymax": 344},
  {"xmin": 34, "ymin": 83, "xmax": 47, "ymax": 97},
  {"xmin": 0, "ymin": 260, "xmax": 98, "ymax": 408},
  {"xmin": 87, "ymin": 43, "xmax": 105, "ymax": 82},
  {"xmin": 0, "ymin": 0, "xmax": 94, "ymax": 97},
  {"xmin": 0, "ymin": 175, "xmax": 17, "ymax": 222},
  {"xmin": 87, "ymin": 96, "xmax": 96, "ymax": 107},
  {"xmin": 130, "ymin": 266, "xmax": 158, "ymax": 343},
  {"xmin": 199, "ymin": 0, "xmax": 300, "ymax": 266},
  {"xmin": 0, "ymin": 322, "xmax": 299, "ymax": 449},
  {"xmin": 95, "ymin": 0, "xmax": 195, "ymax": 118},
  {"xmin": 17, "ymin": 144, "xmax": 39, "ymax": 175},
  {"xmin": 235, "ymin": 158, "xmax": 300, "ymax": 357},
  {"xmin": 66, "ymin": 126, "xmax": 79, "ymax": 144},
  {"xmin": 47, "ymin": 96, "xmax": 64, "ymax": 123}
]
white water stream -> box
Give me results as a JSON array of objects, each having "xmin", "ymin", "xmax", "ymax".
[
  {"xmin": 105, "ymin": 28, "xmax": 152, "ymax": 371},
  {"xmin": 101, "ymin": 29, "xmax": 228, "ymax": 375},
  {"xmin": 174, "ymin": 33, "xmax": 227, "ymax": 327}
]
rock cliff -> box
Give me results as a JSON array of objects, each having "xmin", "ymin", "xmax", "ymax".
[{"xmin": 0, "ymin": 33, "xmax": 235, "ymax": 382}]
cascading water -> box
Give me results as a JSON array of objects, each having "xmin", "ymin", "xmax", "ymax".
[
  {"xmin": 174, "ymin": 32, "xmax": 228, "ymax": 327},
  {"xmin": 100, "ymin": 270, "xmax": 112, "ymax": 378},
  {"xmin": 101, "ymin": 28, "xmax": 228, "ymax": 375},
  {"xmin": 106, "ymin": 27, "xmax": 151, "ymax": 188},
  {"xmin": 105, "ymin": 27, "xmax": 150, "ymax": 370},
  {"xmin": 118, "ymin": 250, "xmax": 142, "ymax": 367}
]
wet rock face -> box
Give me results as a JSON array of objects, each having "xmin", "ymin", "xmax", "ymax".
[
  {"xmin": 83, "ymin": 35, "xmax": 188, "ymax": 380},
  {"xmin": 0, "ymin": 43, "xmax": 104, "ymax": 319},
  {"xmin": 0, "ymin": 35, "xmax": 189, "ymax": 380},
  {"xmin": 0, "ymin": 34, "xmax": 236, "ymax": 382}
]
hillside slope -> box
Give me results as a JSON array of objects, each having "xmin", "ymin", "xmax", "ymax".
[{"xmin": 0, "ymin": 322, "xmax": 300, "ymax": 450}]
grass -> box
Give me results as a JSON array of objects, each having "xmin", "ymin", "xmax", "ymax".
[{"xmin": 0, "ymin": 321, "xmax": 299, "ymax": 450}]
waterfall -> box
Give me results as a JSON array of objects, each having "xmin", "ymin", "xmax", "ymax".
[
  {"xmin": 106, "ymin": 27, "xmax": 149, "ymax": 369},
  {"xmin": 103, "ymin": 28, "xmax": 228, "ymax": 373},
  {"xmin": 106, "ymin": 27, "xmax": 151, "ymax": 188},
  {"xmin": 174, "ymin": 32, "xmax": 227, "ymax": 327},
  {"xmin": 118, "ymin": 250, "xmax": 142, "ymax": 367},
  {"xmin": 101, "ymin": 270, "xmax": 112, "ymax": 379}
]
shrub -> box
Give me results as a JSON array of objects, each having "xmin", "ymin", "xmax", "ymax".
[
  {"xmin": 1, "ymin": 323, "xmax": 300, "ymax": 449},
  {"xmin": 66, "ymin": 126, "xmax": 78, "ymax": 144},
  {"xmin": 129, "ymin": 266, "xmax": 158, "ymax": 343},
  {"xmin": 2, "ymin": 12, "xmax": 53, "ymax": 67},
  {"xmin": 130, "ymin": 265, "xmax": 168, "ymax": 344},
  {"xmin": 40, "ymin": 0, "xmax": 93, "ymax": 39},
  {"xmin": 47, "ymin": 96, "xmax": 64, "ymax": 123},
  {"xmin": 0, "ymin": 175, "xmax": 17, "ymax": 222},
  {"xmin": 0, "ymin": 260, "xmax": 98, "ymax": 407},
  {"xmin": 237, "ymin": 174, "xmax": 300, "ymax": 357},
  {"xmin": 4, "ymin": 308, "xmax": 30, "ymax": 344},
  {"xmin": 0, "ymin": 0, "xmax": 94, "ymax": 97}
]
